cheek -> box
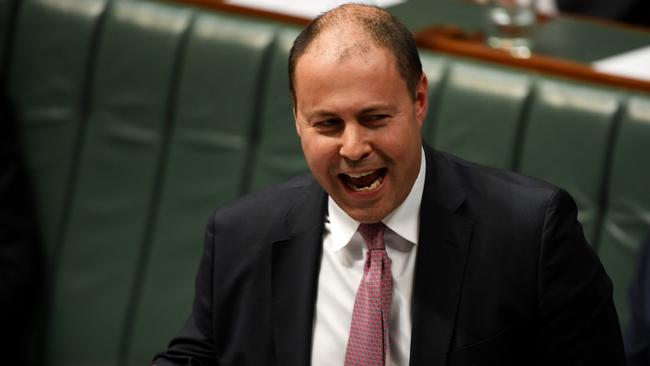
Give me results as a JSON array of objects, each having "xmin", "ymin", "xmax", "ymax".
[
  {"xmin": 301, "ymin": 136, "xmax": 336, "ymax": 173},
  {"xmin": 379, "ymin": 128, "xmax": 421, "ymax": 171}
]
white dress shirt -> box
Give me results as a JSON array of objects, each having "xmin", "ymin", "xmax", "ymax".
[{"xmin": 311, "ymin": 148, "xmax": 426, "ymax": 366}]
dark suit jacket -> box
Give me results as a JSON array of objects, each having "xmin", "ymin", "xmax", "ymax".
[
  {"xmin": 155, "ymin": 145, "xmax": 625, "ymax": 366},
  {"xmin": 625, "ymin": 232, "xmax": 650, "ymax": 365}
]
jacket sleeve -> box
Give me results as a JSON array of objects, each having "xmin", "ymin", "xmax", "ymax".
[
  {"xmin": 535, "ymin": 189, "xmax": 625, "ymax": 365},
  {"xmin": 153, "ymin": 213, "xmax": 218, "ymax": 366}
]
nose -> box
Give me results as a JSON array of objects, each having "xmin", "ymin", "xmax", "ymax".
[{"xmin": 339, "ymin": 123, "xmax": 371, "ymax": 162}]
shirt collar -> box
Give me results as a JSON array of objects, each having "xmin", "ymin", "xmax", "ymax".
[{"xmin": 327, "ymin": 146, "xmax": 426, "ymax": 251}]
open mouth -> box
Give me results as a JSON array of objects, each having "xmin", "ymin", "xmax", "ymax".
[{"xmin": 339, "ymin": 168, "xmax": 387, "ymax": 192}]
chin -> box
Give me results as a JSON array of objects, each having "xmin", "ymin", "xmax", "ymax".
[{"xmin": 346, "ymin": 206, "xmax": 389, "ymax": 224}]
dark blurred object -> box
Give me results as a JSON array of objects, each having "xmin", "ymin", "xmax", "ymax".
[
  {"xmin": 556, "ymin": 0, "xmax": 650, "ymax": 28},
  {"xmin": 0, "ymin": 0, "xmax": 15, "ymax": 64},
  {"xmin": 1, "ymin": 0, "xmax": 46, "ymax": 359},
  {"xmin": 0, "ymin": 77, "xmax": 45, "ymax": 366},
  {"xmin": 625, "ymin": 232, "xmax": 650, "ymax": 366}
]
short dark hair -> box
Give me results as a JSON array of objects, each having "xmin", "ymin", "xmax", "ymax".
[{"xmin": 288, "ymin": 4, "xmax": 423, "ymax": 105}]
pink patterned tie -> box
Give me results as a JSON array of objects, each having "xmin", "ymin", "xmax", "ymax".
[{"xmin": 344, "ymin": 222, "xmax": 392, "ymax": 366}]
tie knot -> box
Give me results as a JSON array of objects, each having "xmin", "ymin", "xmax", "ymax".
[{"xmin": 358, "ymin": 222, "xmax": 387, "ymax": 250}]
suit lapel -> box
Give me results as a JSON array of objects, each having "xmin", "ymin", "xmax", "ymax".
[
  {"xmin": 271, "ymin": 179, "xmax": 326, "ymax": 366},
  {"xmin": 410, "ymin": 147, "xmax": 474, "ymax": 366}
]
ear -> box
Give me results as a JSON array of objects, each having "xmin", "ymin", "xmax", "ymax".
[{"xmin": 414, "ymin": 73, "xmax": 428, "ymax": 128}]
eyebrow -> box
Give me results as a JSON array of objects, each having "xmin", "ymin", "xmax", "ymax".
[
  {"xmin": 358, "ymin": 105, "xmax": 394, "ymax": 114},
  {"xmin": 303, "ymin": 104, "xmax": 395, "ymax": 121},
  {"xmin": 304, "ymin": 110, "xmax": 338, "ymax": 121}
]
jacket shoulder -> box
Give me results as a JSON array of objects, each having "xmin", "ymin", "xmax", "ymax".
[
  {"xmin": 209, "ymin": 174, "xmax": 320, "ymax": 229},
  {"xmin": 439, "ymin": 151, "xmax": 561, "ymax": 206}
]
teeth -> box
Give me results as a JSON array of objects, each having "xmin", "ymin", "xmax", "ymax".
[
  {"xmin": 349, "ymin": 175, "xmax": 383, "ymax": 192},
  {"xmin": 346, "ymin": 170, "xmax": 376, "ymax": 178}
]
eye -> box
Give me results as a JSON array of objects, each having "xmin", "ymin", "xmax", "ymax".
[
  {"xmin": 314, "ymin": 118, "xmax": 342, "ymax": 131},
  {"xmin": 361, "ymin": 114, "xmax": 389, "ymax": 124}
]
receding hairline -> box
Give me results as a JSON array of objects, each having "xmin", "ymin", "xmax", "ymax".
[
  {"xmin": 314, "ymin": 3, "xmax": 394, "ymax": 28},
  {"xmin": 288, "ymin": 3, "xmax": 423, "ymax": 105},
  {"xmin": 300, "ymin": 23, "xmax": 378, "ymax": 64},
  {"xmin": 304, "ymin": 4, "xmax": 397, "ymax": 52}
]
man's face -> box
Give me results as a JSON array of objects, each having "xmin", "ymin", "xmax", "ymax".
[{"xmin": 293, "ymin": 44, "xmax": 428, "ymax": 223}]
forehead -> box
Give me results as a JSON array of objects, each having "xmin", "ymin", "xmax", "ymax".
[
  {"xmin": 293, "ymin": 45, "xmax": 409, "ymax": 117},
  {"xmin": 295, "ymin": 42, "xmax": 398, "ymax": 85}
]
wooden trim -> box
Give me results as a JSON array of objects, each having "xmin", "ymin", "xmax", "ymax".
[
  {"xmin": 414, "ymin": 26, "xmax": 650, "ymax": 93},
  {"xmin": 172, "ymin": 0, "xmax": 310, "ymax": 26},
  {"xmin": 170, "ymin": 0, "xmax": 650, "ymax": 93}
]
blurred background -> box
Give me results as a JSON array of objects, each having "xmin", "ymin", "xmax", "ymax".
[{"xmin": 1, "ymin": 0, "xmax": 649, "ymax": 365}]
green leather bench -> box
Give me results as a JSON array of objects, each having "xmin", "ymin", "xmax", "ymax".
[{"xmin": 5, "ymin": 0, "xmax": 650, "ymax": 365}]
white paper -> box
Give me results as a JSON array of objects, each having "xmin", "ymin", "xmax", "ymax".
[
  {"xmin": 224, "ymin": 0, "xmax": 406, "ymax": 19},
  {"xmin": 592, "ymin": 45, "xmax": 650, "ymax": 82}
]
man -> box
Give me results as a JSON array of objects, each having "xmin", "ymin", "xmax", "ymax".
[{"xmin": 155, "ymin": 4, "xmax": 624, "ymax": 365}]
